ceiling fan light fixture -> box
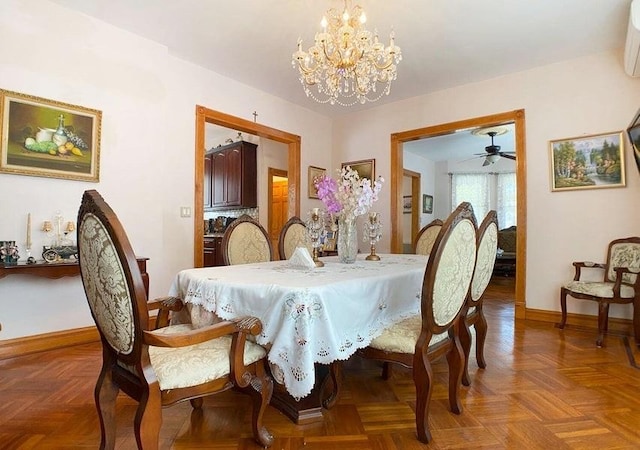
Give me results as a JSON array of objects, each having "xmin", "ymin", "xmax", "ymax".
[{"xmin": 486, "ymin": 154, "xmax": 500, "ymax": 164}]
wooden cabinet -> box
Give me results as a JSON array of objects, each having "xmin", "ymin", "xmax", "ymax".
[
  {"xmin": 203, "ymin": 237, "xmax": 224, "ymax": 267},
  {"xmin": 206, "ymin": 141, "xmax": 257, "ymax": 210},
  {"xmin": 204, "ymin": 155, "xmax": 212, "ymax": 208}
]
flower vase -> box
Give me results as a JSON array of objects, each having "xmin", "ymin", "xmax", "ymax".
[{"xmin": 337, "ymin": 216, "xmax": 358, "ymax": 263}]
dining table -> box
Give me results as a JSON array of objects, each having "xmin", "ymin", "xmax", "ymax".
[{"xmin": 168, "ymin": 253, "xmax": 428, "ymax": 423}]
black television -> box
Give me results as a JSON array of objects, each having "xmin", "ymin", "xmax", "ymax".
[{"xmin": 627, "ymin": 107, "xmax": 640, "ymax": 175}]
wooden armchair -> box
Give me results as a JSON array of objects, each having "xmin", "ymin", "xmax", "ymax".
[
  {"xmin": 357, "ymin": 202, "xmax": 477, "ymax": 443},
  {"xmin": 277, "ymin": 216, "xmax": 312, "ymax": 260},
  {"xmin": 77, "ymin": 190, "xmax": 273, "ymax": 449},
  {"xmin": 413, "ymin": 219, "xmax": 443, "ymax": 255},
  {"xmin": 460, "ymin": 211, "xmax": 498, "ymax": 386},
  {"xmin": 558, "ymin": 236, "xmax": 640, "ymax": 347},
  {"xmin": 222, "ymin": 214, "xmax": 274, "ymax": 265}
]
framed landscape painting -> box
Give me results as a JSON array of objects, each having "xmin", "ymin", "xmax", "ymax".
[
  {"xmin": 342, "ymin": 158, "xmax": 375, "ymax": 181},
  {"xmin": 549, "ymin": 131, "xmax": 625, "ymax": 192},
  {"xmin": 627, "ymin": 107, "xmax": 640, "ymax": 175},
  {"xmin": 0, "ymin": 89, "xmax": 101, "ymax": 182}
]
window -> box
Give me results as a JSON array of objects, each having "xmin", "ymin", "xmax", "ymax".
[{"xmin": 450, "ymin": 172, "xmax": 516, "ymax": 228}]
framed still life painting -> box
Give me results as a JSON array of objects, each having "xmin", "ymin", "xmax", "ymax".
[{"xmin": 0, "ymin": 89, "xmax": 102, "ymax": 182}]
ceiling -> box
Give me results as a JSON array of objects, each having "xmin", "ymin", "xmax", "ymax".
[{"xmin": 49, "ymin": 0, "xmax": 633, "ymax": 120}]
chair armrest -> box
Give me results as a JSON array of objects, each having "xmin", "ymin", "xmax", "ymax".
[
  {"xmin": 572, "ymin": 261, "xmax": 605, "ymax": 280},
  {"xmin": 612, "ymin": 266, "xmax": 640, "ymax": 295},
  {"xmin": 142, "ymin": 316, "xmax": 262, "ymax": 348},
  {"xmin": 147, "ymin": 296, "xmax": 183, "ymax": 330}
]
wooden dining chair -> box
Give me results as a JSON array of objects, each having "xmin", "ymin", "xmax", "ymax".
[
  {"xmin": 222, "ymin": 214, "xmax": 274, "ymax": 265},
  {"xmin": 277, "ymin": 216, "xmax": 312, "ymax": 260},
  {"xmin": 77, "ymin": 190, "xmax": 273, "ymax": 449},
  {"xmin": 460, "ymin": 210, "xmax": 498, "ymax": 386},
  {"xmin": 358, "ymin": 202, "xmax": 477, "ymax": 443},
  {"xmin": 558, "ymin": 236, "xmax": 640, "ymax": 347},
  {"xmin": 413, "ymin": 218, "xmax": 443, "ymax": 255}
]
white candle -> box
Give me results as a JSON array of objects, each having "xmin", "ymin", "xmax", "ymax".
[{"xmin": 26, "ymin": 213, "xmax": 32, "ymax": 248}]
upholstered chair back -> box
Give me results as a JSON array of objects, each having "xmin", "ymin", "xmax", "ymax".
[
  {"xmin": 278, "ymin": 216, "xmax": 312, "ymax": 260},
  {"xmin": 469, "ymin": 211, "xmax": 499, "ymax": 304},
  {"xmin": 606, "ymin": 239, "xmax": 640, "ymax": 285},
  {"xmin": 223, "ymin": 214, "xmax": 274, "ymax": 265},
  {"xmin": 77, "ymin": 190, "xmax": 148, "ymax": 362},
  {"xmin": 424, "ymin": 203, "xmax": 476, "ymax": 332},
  {"xmin": 414, "ymin": 219, "xmax": 443, "ymax": 255}
]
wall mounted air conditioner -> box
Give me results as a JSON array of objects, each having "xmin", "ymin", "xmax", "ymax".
[{"xmin": 624, "ymin": 0, "xmax": 640, "ymax": 77}]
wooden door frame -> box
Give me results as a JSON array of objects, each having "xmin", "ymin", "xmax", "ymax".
[
  {"xmin": 390, "ymin": 109, "xmax": 527, "ymax": 319},
  {"xmin": 194, "ymin": 106, "xmax": 301, "ymax": 267}
]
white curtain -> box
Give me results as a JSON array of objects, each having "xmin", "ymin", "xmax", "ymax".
[
  {"xmin": 450, "ymin": 173, "xmax": 490, "ymax": 221},
  {"xmin": 497, "ymin": 172, "xmax": 517, "ymax": 229}
]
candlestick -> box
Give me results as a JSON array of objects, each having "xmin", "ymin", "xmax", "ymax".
[
  {"xmin": 26, "ymin": 213, "xmax": 32, "ymax": 249},
  {"xmin": 364, "ymin": 211, "xmax": 382, "ymax": 261}
]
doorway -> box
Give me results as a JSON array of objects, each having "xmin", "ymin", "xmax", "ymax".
[
  {"xmin": 402, "ymin": 168, "xmax": 420, "ymax": 253},
  {"xmin": 194, "ymin": 106, "xmax": 301, "ymax": 267},
  {"xmin": 390, "ymin": 109, "xmax": 527, "ymax": 319},
  {"xmin": 268, "ymin": 167, "xmax": 288, "ymax": 254}
]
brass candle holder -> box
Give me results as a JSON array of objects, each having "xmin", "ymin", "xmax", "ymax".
[
  {"xmin": 364, "ymin": 211, "xmax": 382, "ymax": 261},
  {"xmin": 306, "ymin": 208, "xmax": 325, "ymax": 267}
]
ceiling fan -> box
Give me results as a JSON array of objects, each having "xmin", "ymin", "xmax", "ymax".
[{"xmin": 465, "ymin": 128, "xmax": 516, "ymax": 166}]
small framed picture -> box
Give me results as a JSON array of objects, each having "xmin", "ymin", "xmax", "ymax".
[
  {"xmin": 341, "ymin": 158, "xmax": 375, "ymax": 180},
  {"xmin": 403, "ymin": 195, "xmax": 412, "ymax": 214},
  {"xmin": 549, "ymin": 131, "xmax": 625, "ymax": 191},
  {"xmin": 308, "ymin": 165, "xmax": 326, "ymax": 199},
  {"xmin": 0, "ymin": 89, "xmax": 101, "ymax": 182},
  {"xmin": 323, "ymin": 230, "xmax": 337, "ymax": 251},
  {"xmin": 422, "ymin": 194, "xmax": 433, "ymax": 214}
]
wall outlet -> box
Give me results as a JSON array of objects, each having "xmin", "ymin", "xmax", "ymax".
[{"xmin": 180, "ymin": 206, "xmax": 191, "ymax": 218}]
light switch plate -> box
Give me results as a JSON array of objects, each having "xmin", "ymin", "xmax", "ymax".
[{"xmin": 180, "ymin": 206, "xmax": 191, "ymax": 218}]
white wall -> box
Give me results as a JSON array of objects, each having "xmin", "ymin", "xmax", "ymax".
[
  {"xmin": 0, "ymin": 0, "xmax": 332, "ymax": 340},
  {"xmin": 333, "ymin": 50, "xmax": 640, "ymax": 320}
]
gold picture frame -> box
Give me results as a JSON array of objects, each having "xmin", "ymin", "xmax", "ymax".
[
  {"xmin": 549, "ymin": 131, "xmax": 625, "ymax": 191},
  {"xmin": 0, "ymin": 89, "xmax": 101, "ymax": 182},
  {"xmin": 342, "ymin": 158, "xmax": 375, "ymax": 181},
  {"xmin": 308, "ymin": 165, "xmax": 326, "ymax": 199}
]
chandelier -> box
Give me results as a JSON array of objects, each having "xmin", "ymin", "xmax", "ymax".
[{"xmin": 292, "ymin": 1, "xmax": 402, "ymax": 106}]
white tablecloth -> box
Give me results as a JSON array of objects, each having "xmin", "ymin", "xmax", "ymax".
[{"xmin": 168, "ymin": 253, "xmax": 428, "ymax": 399}]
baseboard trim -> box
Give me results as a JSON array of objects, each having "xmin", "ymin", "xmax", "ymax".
[
  {"xmin": 0, "ymin": 326, "xmax": 99, "ymax": 360},
  {"xmin": 525, "ymin": 308, "xmax": 633, "ymax": 335}
]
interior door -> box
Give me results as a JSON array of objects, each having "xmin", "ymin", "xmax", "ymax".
[{"xmin": 270, "ymin": 179, "xmax": 288, "ymax": 251}]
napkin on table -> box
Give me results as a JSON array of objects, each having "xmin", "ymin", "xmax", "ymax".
[{"xmin": 288, "ymin": 246, "xmax": 316, "ymax": 269}]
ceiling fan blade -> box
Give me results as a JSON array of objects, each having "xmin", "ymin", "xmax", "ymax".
[
  {"xmin": 500, "ymin": 153, "xmax": 516, "ymax": 160},
  {"xmin": 458, "ymin": 155, "xmax": 484, "ymax": 163},
  {"xmin": 482, "ymin": 158, "xmax": 491, "ymax": 166}
]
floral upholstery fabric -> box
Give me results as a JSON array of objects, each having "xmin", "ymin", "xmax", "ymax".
[
  {"xmin": 470, "ymin": 222, "xmax": 498, "ymax": 302},
  {"xmin": 79, "ymin": 213, "xmax": 135, "ymax": 355},
  {"xmin": 607, "ymin": 242, "xmax": 640, "ymax": 284},
  {"xmin": 433, "ymin": 219, "xmax": 477, "ymax": 327},
  {"xmin": 282, "ymin": 223, "xmax": 312, "ymax": 260},
  {"xmin": 564, "ymin": 280, "xmax": 635, "ymax": 298},
  {"xmin": 415, "ymin": 225, "xmax": 441, "ymax": 255},
  {"xmin": 148, "ymin": 324, "xmax": 267, "ymax": 390},
  {"xmin": 226, "ymin": 222, "xmax": 271, "ymax": 265},
  {"xmin": 369, "ymin": 315, "xmax": 448, "ymax": 353}
]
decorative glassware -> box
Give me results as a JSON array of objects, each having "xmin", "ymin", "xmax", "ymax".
[
  {"xmin": 0, "ymin": 241, "xmax": 20, "ymax": 265},
  {"xmin": 305, "ymin": 208, "xmax": 325, "ymax": 267},
  {"xmin": 363, "ymin": 212, "xmax": 382, "ymax": 261},
  {"xmin": 337, "ymin": 216, "xmax": 358, "ymax": 263}
]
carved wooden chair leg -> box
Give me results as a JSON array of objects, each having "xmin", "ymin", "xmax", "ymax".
[
  {"xmin": 413, "ymin": 356, "xmax": 434, "ymax": 444},
  {"xmin": 475, "ymin": 310, "xmax": 488, "ymax": 369},
  {"xmin": 244, "ymin": 369, "xmax": 274, "ymax": 448},
  {"xmin": 447, "ymin": 335, "xmax": 464, "ymax": 415},
  {"xmin": 459, "ymin": 318, "xmax": 472, "ymax": 387},
  {"xmin": 558, "ymin": 288, "xmax": 569, "ymax": 329},
  {"xmin": 381, "ymin": 361, "xmax": 393, "ymax": 380},
  {"xmin": 322, "ymin": 361, "xmax": 343, "ymax": 409},
  {"xmin": 133, "ymin": 386, "xmax": 162, "ymax": 450},
  {"xmin": 95, "ymin": 364, "xmax": 119, "ymax": 450},
  {"xmin": 596, "ymin": 302, "xmax": 610, "ymax": 348},
  {"xmin": 189, "ymin": 398, "xmax": 203, "ymax": 409}
]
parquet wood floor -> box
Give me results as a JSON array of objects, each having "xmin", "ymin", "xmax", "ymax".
[{"xmin": 2, "ymin": 277, "xmax": 640, "ymax": 449}]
